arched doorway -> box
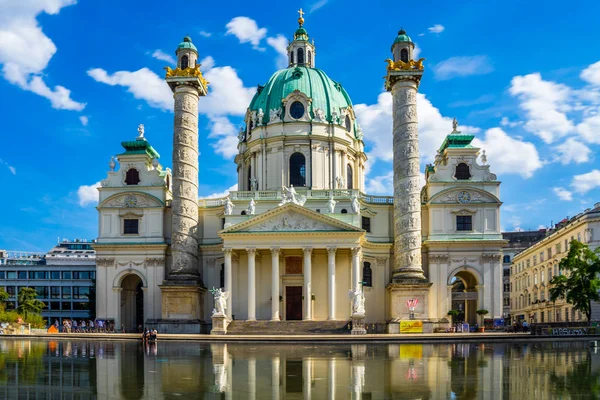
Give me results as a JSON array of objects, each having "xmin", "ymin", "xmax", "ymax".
[
  {"xmin": 450, "ymin": 270, "xmax": 479, "ymax": 327},
  {"xmin": 121, "ymin": 274, "xmax": 144, "ymax": 332}
]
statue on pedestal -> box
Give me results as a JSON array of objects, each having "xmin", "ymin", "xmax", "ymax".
[
  {"xmin": 210, "ymin": 287, "xmax": 229, "ymax": 316},
  {"xmin": 349, "ymin": 287, "xmax": 365, "ymax": 315},
  {"xmin": 223, "ymin": 197, "xmax": 234, "ymax": 215}
]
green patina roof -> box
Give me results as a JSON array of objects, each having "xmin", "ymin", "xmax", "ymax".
[
  {"xmin": 120, "ymin": 139, "xmax": 160, "ymax": 159},
  {"xmin": 249, "ymin": 66, "xmax": 353, "ymax": 125},
  {"xmin": 438, "ymin": 132, "xmax": 475, "ymax": 152},
  {"xmin": 294, "ymin": 26, "xmax": 309, "ymax": 41},
  {"xmin": 176, "ymin": 36, "xmax": 198, "ymax": 54},
  {"xmin": 392, "ymin": 29, "xmax": 412, "ymax": 50}
]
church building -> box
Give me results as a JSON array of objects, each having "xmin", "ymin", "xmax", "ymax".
[{"xmin": 93, "ymin": 13, "xmax": 505, "ymax": 333}]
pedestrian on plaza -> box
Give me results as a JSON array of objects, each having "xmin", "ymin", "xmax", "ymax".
[
  {"xmin": 121, "ymin": 324, "xmax": 125, "ymax": 333},
  {"xmin": 81, "ymin": 320, "xmax": 87, "ymax": 332},
  {"xmin": 89, "ymin": 319, "xmax": 94, "ymax": 332},
  {"xmin": 72, "ymin": 319, "xmax": 78, "ymax": 332}
]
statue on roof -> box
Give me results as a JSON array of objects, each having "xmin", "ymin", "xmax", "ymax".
[
  {"xmin": 137, "ymin": 124, "xmax": 145, "ymax": 140},
  {"xmin": 452, "ymin": 118, "xmax": 458, "ymax": 132}
]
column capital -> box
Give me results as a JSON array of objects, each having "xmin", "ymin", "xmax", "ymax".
[
  {"xmin": 270, "ymin": 247, "xmax": 281, "ymax": 256},
  {"xmin": 327, "ymin": 246, "xmax": 337, "ymax": 256},
  {"xmin": 375, "ymin": 257, "xmax": 387, "ymax": 267},
  {"xmin": 246, "ymin": 247, "xmax": 257, "ymax": 256},
  {"xmin": 303, "ymin": 247, "xmax": 313, "ymax": 256},
  {"xmin": 351, "ymin": 247, "xmax": 361, "ymax": 257},
  {"xmin": 222, "ymin": 247, "xmax": 233, "ymax": 256}
]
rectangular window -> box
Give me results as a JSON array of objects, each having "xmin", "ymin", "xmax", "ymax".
[
  {"xmin": 565, "ymin": 239, "xmax": 568, "ymax": 251},
  {"xmin": 503, "ymin": 269, "xmax": 510, "ymax": 277},
  {"xmin": 361, "ymin": 217, "xmax": 371, "ymax": 233},
  {"xmin": 577, "ymin": 232, "xmax": 581, "ymax": 242},
  {"xmin": 62, "ymin": 302, "xmax": 72, "ymax": 310},
  {"xmin": 556, "ymin": 243, "xmax": 561, "ymax": 254},
  {"xmin": 31, "ymin": 271, "xmax": 47, "ymax": 280},
  {"xmin": 50, "ymin": 301, "xmax": 60, "ymax": 310},
  {"xmin": 62, "ymin": 271, "xmax": 72, "ymax": 279},
  {"xmin": 73, "ymin": 302, "xmax": 89, "ymax": 311},
  {"xmin": 51, "ymin": 287, "xmax": 60, "ymax": 299},
  {"xmin": 90, "ymin": 271, "xmax": 95, "ymax": 279},
  {"xmin": 34, "ymin": 286, "xmax": 48, "ymax": 299},
  {"xmin": 533, "ymin": 256, "xmax": 537, "ymax": 266},
  {"xmin": 547, "ymin": 248, "xmax": 552, "ymax": 259},
  {"xmin": 124, "ymin": 219, "xmax": 139, "ymax": 234},
  {"xmin": 73, "ymin": 272, "xmax": 79, "ymax": 280},
  {"xmin": 18, "ymin": 271, "xmax": 27, "ymax": 279},
  {"xmin": 79, "ymin": 272, "xmax": 90, "ymax": 280},
  {"xmin": 6, "ymin": 271, "xmax": 16, "ymax": 280},
  {"xmin": 540, "ymin": 252, "xmax": 544, "ymax": 262},
  {"xmin": 6, "ymin": 286, "xmax": 15, "ymax": 296},
  {"xmin": 62, "ymin": 287, "xmax": 71, "ymax": 299},
  {"xmin": 50, "ymin": 271, "xmax": 60, "ymax": 280},
  {"xmin": 456, "ymin": 215, "xmax": 472, "ymax": 231},
  {"xmin": 503, "ymin": 283, "xmax": 510, "ymax": 292},
  {"xmin": 503, "ymin": 255, "xmax": 511, "ymax": 263},
  {"xmin": 362, "ymin": 262, "xmax": 372, "ymax": 287},
  {"xmin": 73, "ymin": 287, "xmax": 90, "ymax": 300},
  {"xmin": 0, "ymin": 271, "xmax": 4, "ymax": 279}
]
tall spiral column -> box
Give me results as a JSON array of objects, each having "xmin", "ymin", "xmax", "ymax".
[
  {"xmin": 390, "ymin": 79, "xmax": 426, "ymax": 282},
  {"xmin": 170, "ymin": 85, "xmax": 202, "ymax": 280}
]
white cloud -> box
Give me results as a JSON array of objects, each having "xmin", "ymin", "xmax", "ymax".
[
  {"xmin": 79, "ymin": 115, "xmax": 88, "ymax": 126},
  {"xmin": 199, "ymin": 31, "xmax": 212, "ymax": 38},
  {"xmin": 571, "ymin": 169, "xmax": 600, "ymax": 194},
  {"xmin": 500, "ymin": 116, "xmax": 522, "ymax": 128},
  {"xmin": 200, "ymin": 66, "xmax": 255, "ymax": 116},
  {"xmin": 580, "ymin": 61, "xmax": 600, "ymax": 85},
  {"xmin": 77, "ymin": 181, "xmax": 101, "ymax": 207},
  {"xmin": 413, "ymin": 43, "xmax": 421, "ymax": 60},
  {"xmin": 428, "ymin": 24, "xmax": 445, "ymax": 34},
  {"xmin": 225, "ymin": 17, "xmax": 267, "ymax": 50},
  {"xmin": 0, "ymin": 158, "xmax": 16, "ymax": 175},
  {"xmin": 0, "ymin": 0, "xmax": 84, "ymax": 110},
  {"xmin": 355, "ymin": 92, "xmax": 479, "ymax": 165},
  {"xmin": 267, "ymin": 35, "xmax": 288, "ymax": 69},
  {"xmin": 87, "ymin": 67, "xmax": 173, "ymax": 110},
  {"xmin": 200, "ymin": 56, "xmax": 215, "ymax": 71},
  {"xmin": 433, "ymin": 56, "xmax": 493, "ymax": 81},
  {"xmin": 309, "ymin": 0, "xmax": 328, "ymax": 13},
  {"xmin": 509, "ymin": 73, "xmax": 573, "ymax": 143},
  {"xmin": 207, "ymin": 116, "xmax": 239, "ymax": 158},
  {"xmin": 472, "ymin": 128, "xmax": 542, "ymax": 178},
  {"xmin": 201, "ymin": 183, "xmax": 238, "ymax": 199},
  {"xmin": 553, "ymin": 187, "xmax": 573, "ymax": 201},
  {"xmin": 151, "ymin": 49, "xmax": 175, "ymax": 65},
  {"xmin": 366, "ymin": 170, "xmax": 425, "ymax": 196},
  {"xmin": 576, "ymin": 113, "xmax": 600, "ymax": 144},
  {"xmin": 554, "ymin": 138, "xmax": 591, "ymax": 165}
]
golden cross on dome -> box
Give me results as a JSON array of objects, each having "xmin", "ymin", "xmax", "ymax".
[{"xmin": 297, "ymin": 8, "xmax": 305, "ymax": 26}]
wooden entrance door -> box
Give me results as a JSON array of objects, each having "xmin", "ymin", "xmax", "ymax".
[{"xmin": 286, "ymin": 286, "xmax": 303, "ymax": 320}]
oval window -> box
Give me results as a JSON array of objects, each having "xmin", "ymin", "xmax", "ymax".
[{"xmin": 290, "ymin": 101, "xmax": 305, "ymax": 119}]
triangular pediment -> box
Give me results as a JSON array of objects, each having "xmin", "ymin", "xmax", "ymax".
[
  {"xmin": 220, "ymin": 203, "xmax": 363, "ymax": 234},
  {"xmin": 429, "ymin": 188, "xmax": 500, "ymax": 205}
]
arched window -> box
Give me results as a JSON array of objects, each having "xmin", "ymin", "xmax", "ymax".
[
  {"xmin": 297, "ymin": 48, "xmax": 304, "ymax": 65},
  {"xmin": 125, "ymin": 169, "xmax": 140, "ymax": 185},
  {"xmin": 181, "ymin": 55, "xmax": 189, "ymax": 70},
  {"xmin": 345, "ymin": 115, "xmax": 351, "ymax": 132},
  {"xmin": 341, "ymin": 209, "xmax": 348, "ymax": 214},
  {"xmin": 346, "ymin": 164, "xmax": 353, "ymax": 189},
  {"xmin": 362, "ymin": 262, "xmax": 372, "ymax": 287},
  {"xmin": 307, "ymin": 50, "xmax": 312, "ymax": 66},
  {"xmin": 400, "ymin": 49, "xmax": 409, "ymax": 63},
  {"xmin": 290, "ymin": 153, "xmax": 306, "ymax": 187},
  {"xmin": 290, "ymin": 51, "xmax": 294, "ymax": 65},
  {"xmin": 455, "ymin": 163, "xmax": 471, "ymax": 180}
]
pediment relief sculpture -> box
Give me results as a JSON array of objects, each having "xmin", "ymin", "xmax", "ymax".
[
  {"xmin": 104, "ymin": 193, "xmax": 162, "ymax": 208},
  {"xmin": 241, "ymin": 210, "xmax": 338, "ymax": 232},
  {"xmin": 431, "ymin": 189, "xmax": 497, "ymax": 204}
]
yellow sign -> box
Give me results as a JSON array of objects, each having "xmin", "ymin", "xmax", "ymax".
[{"xmin": 400, "ymin": 320, "xmax": 423, "ymax": 333}]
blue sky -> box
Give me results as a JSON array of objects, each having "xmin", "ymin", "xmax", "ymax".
[{"xmin": 1, "ymin": 0, "xmax": 600, "ymax": 252}]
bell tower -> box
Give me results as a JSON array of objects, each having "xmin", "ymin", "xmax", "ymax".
[{"xmin": 159, "ymin": 35, "xmax": 209, "ymax": 332}]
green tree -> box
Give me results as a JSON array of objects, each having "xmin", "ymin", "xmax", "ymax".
[
  {"xmin": 0, "ymin": 287, "xmax": 8, "ymax": 309},
  {"xmin": 17, "ymin": 288, "xmax": 45, "ymax": 318},
  {"xmin": 549, "ymin": 240, "xmax": 600, "ymax": 321}
]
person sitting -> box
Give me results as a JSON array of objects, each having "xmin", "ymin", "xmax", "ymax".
[
  {"xmin": 150, "ymin": 329, "xmax": 157, "ymax": 342},
  {"xmin": 142, "ymin": 328, "xmax": 149, "ymax": 342},
  {"xmin": 81, "ymin": 320, "xmax": 87, "ymax": 332},
  {"xmin": 72, "ymin": 319, "xmax": 78, "ymax": 332},
  {"xmin": 89, "ymin": 320, "xmax": 95, "ymax": 332}
]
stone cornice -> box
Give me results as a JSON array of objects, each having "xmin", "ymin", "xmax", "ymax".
[
  {"xmin": 93, "ymin": 243, "xmax": 168, "ymax": 251},
  {"xmin": 424, "ymin": 239, "xmax": 507, "ymax": 247},
  {"xmin": 361, "ymin": 241, "xmax": 392, "ymax": 250}
]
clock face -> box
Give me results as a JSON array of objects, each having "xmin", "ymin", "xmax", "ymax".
[
  {"xmin": 125, "ymin": 195, "xmax": 138, "ymax": 207},
  {"xmin": 457, "ymin": 191, "xmax": 471, "ymax": 204}
]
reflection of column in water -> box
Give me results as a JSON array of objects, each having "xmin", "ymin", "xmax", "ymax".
[
  {"xmin": 328, "ymin": 358, "xmax": 336, "ymax": 400},
  {"xmin": 351, "ymin": 362, "xmax": 365, "ymax": 400},
  {"xmin": 304, "ymin": 357, "xmax": 313, "ymax": 400},
  {"xmin": 212, "ymin": 344, "xmax": 229, "ymax": 393},
  {"xmin": 249, "ymin": 356, "xmax": 256, "ymax": 400},
  {"xmin": 272, "ymin": 355, "xmax": 280, "ymax": 400}
]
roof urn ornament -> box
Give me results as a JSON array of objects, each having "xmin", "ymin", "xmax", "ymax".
[
  {"xmin": 109, "ymin": 156, "xmax": 116, "ymax": 171},
  {"xmin": 481, "ymin": 150, "xmax": 488, "ymax": 165},
  {"xmin": 137, "ymin": 124, "xmax": 145, "ymax": 140}
]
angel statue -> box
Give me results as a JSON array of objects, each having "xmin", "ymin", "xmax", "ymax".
[
  {"xmin": 278, "ymin": 185, "xmax": 307, "ymax": 206},
  {"xmin": 349, "ymin": 287, "xmax": 365, "ymax": 315},
  {"xmin": 210, "ymin": 287, "xmax": 229, "ymax": 316},
  {"xmin": 351, "ymin": 195, "xmax": 360, "ymax": 214},
  {"xmin": 327, "ymin": 195, "xmax": 337, "ymax": 214}
]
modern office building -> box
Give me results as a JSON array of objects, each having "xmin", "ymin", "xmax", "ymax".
[
  {"xmin": 0, "ymin": 239, "xmax": 96, "ymax": 325},
  {"xmin": 501, "ymin": 230, "xmax": 548, "ymax": 321}
]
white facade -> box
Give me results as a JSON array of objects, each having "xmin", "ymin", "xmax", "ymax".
[{"xmin": 94, "ymin": 25, "xmax": 505, "ymax": 332}]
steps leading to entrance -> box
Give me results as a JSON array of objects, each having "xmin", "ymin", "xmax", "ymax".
[{"xmin": 226, "ymin": 320, "xmax": 351, "ymax": 335}]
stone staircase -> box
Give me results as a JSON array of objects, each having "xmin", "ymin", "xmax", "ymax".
[{"xmin": 225, "ymin": 320, "xmax": 351, "ymax": 335}]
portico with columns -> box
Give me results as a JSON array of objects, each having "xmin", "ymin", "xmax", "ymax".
[{"xmin": 219, "ymin": 203, "xmax": 365, "ymax": 321}]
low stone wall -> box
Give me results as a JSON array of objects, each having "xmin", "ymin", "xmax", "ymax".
[
  {"xmin": 387, "ymin": 320, "xmax": 450, "ymax": 334},
  {"xmin": 145, "ymin": 319, "xmax": 210, "ymax": 334},
  {"xmin": 531, "ymin": 324, "xmax": 598, "ymax": 336}
]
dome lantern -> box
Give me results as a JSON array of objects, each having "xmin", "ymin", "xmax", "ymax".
[
  {"xmin": 287, "ymin": 9, "xmax": 316, "ymax": 68},
  {"xmin": 175, "ymin": 35, "xmax": 198, "ymax": 70},
  {"xmin": 391, "ymin": 28, "xmax": 415, "ymax": 63}
]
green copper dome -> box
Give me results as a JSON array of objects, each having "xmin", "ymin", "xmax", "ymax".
[
  {"xmin": 392, "ymin": 29, "xmax": 412, "ymax": 50},
  {"xmin": 176, "ymin": 36, "xmax": 198, "ymax": 54},
  {"xmin": 249, "ymin": 66, "xmax": 353, "ymax": 125},
  {"xmin": 294, "ymin": 26, "xmax": 309, "ymax": 41}
]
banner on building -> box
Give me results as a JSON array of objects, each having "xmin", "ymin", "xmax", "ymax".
[{"xmin": 400, "ymin": 320, "xmax": 423, "ymax": 333}]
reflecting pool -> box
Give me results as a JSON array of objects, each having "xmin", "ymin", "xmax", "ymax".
[{"xmin": 0, "ymin": 339, "xmax": 599, "ymax": 399}]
